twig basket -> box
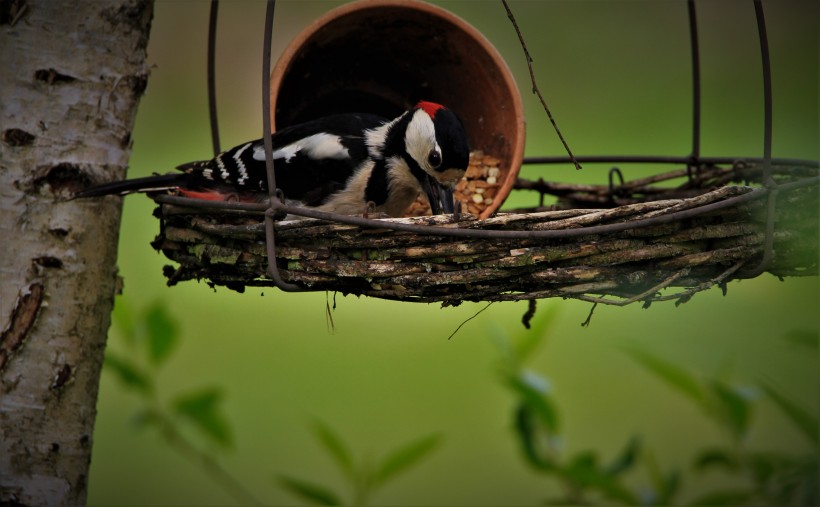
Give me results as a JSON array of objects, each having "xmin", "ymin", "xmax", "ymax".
[{"xmin": 152, "ymin": 162, "xmax": 818, "ymax": 306}]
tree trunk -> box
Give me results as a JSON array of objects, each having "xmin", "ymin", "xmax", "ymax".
[{"xmin": 0, "ymin": 1, "xmax": 153, "ymax": 504}]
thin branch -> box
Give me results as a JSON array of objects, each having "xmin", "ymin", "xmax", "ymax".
[
  {"xmin": 652, "ymin": 260, "xmax": 746, "ymax": 303},
  {"xmin": 448, "ymin": 303, "xmax": 494, "ymax": 340},
  {"xmin": 572, "ymin": 269, "xmax": 690, "ymax": 307},
  {"xmin": 522, "ymin": 299, "xmax": 537, "ymax": 329},
  {"xmin": 325, "ymin": 291, "xmax": 336, "ymax": 333},
  {"xmin": 581, "ymin": 303, "xmax": 598, "ymax": 327},
  {"xmin": 501, "ymin": 0, "xmax": 581, "ymax": 170}
]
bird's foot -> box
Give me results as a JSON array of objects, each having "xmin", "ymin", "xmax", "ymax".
[
  {"xmin": 362, "ymin": 201, "xmax": 377, "ymax": 219},
  {"xmin": 452, "ymin": 200, "xmax": 462, "ymax": 223}
]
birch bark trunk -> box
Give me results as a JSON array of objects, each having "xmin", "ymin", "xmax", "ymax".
[{"xmin": 0, "ymin": 1, "xmax": 153, "ymax": 504}]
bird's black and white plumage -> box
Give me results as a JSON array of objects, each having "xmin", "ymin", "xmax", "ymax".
[{"xmin": 75, "ymin": 101, "xmax": 470, "ymax": 218}]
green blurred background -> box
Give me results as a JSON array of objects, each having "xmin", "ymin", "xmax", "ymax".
[{"xmin": 87, "ymin": 1, "xmax": 818, "ymax": 505}]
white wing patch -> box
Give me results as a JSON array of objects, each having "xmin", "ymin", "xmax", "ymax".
[
  {"xmin": 365, "ymin": 116, "xmax": 399, "ymax": 159},
  {"xmin": 252, "ymin": 133, "xmax": 350, "ymax": 163}
]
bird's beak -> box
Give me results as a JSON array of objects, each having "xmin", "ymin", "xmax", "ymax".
[{"xmin": 422, "ymin": 174, "xmax": 456, "ymax": 215}]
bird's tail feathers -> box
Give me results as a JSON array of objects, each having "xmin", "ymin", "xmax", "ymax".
[{"xmin": 72, "ymin": 173, "xmax": 187, "ymax": 199}]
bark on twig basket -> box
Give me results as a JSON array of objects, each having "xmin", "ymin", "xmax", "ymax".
[{"xmin": 151, "ymin": 161, "xmax": 818, "ymax": 306}]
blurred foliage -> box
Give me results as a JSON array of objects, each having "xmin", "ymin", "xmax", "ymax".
[
  {"xmin": 104, "ymin": 296, "xmax": 817, "ymax": 506},
  {"xmin": 105, "ymin": 297, "xmax": 440, "ymax": 506},
  {"xmin": 104, "ymin": 298, "xmax": 258, "ymax": 505},
  {"xmin": 492, "ymin": 305, "xmax": 645, "ymax": 505},
  {"xmin": 107, "ymin": 299, "xmax": 233, "ymax": 449},
  {"xmin": 494, "ymin": 309, "xmax": 818, "ymax": 506},
  {"xmin": 278, "ymin": 419, "xmax": 441, "ymax": 505}
]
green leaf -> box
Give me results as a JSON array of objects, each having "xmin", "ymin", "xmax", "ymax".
[
  {"xmin": 693, "ymin": 448, "xmax": 740, "ymax": 472},
  {"xmin": 658, "ymin": 469, "xmax": 681, "ymax": 505},
  {"xmin": 606, "ymin": 436, "xmax": 640, "ymax": 476},
  {"xmin": 565, "ymin": 450, "xmax": 598, "ymax": 477},
  {"xmin": 173, "ymin": 388, "xmax": 232, "ymax": 448},
  {"xmin": 791, "ymin": 455, "xmax": 819, "ymax": 506},
  {"xmin": 103, "ymin": 353, "xmax": 153, "ymax": 394},
  {"xmin": 687, "ymin": 490, "xmax": 752, "ymax": 506},
  {"xmin": 144, "ymin": 302, "xmax": 179, "ymax": 365},
  {"xmin": 710, "ymin": 380, "xmax": 752, "ymax": 438},
  {"xmin": 508, "ymin": 371, "xmax": 559, "ymax": 433},
  {"xmin": 131, "ymin": 408, "xmax": 162, "ymax": 430},
  {"xmin": 623, "ymin": 346, "xmax": 706, "ymax": 408},
  {"xmin": 311, "ymin": 419, "xmax": 355, "ymax": 478},
  {"xmin": 507, "ymin": 372, "xmax": 561, "ymax": 471},
  {"xmin": 372, "ymin": 433, "xmax": 440, "ymax": 487},
  {"xmin": 563, "ymin": 451, "xmax": 637, "ymax": 504},
  {"xmin": 643, "ymin": 449, "xmax": 680, "ymax": 505},
  {"xmin": 761, "ymin": 382, "xmax": 819, "ymax": 446},
  {"xmin": 747, "ymin": 451, "xmax": 783, "ymax": 485},
  {"xmin": 278, "ymin": 475, "xmax": 341, "ymax": 505},
  {"xmin": 514, "ymin": 403, "xmax": 557, "ymax": 470},
  {"xmin": 783, "ymin": 329, "xmax": 818, "ymax": 350}
]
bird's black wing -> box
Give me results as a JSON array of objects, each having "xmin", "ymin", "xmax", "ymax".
[{"xmin": 178, "ymin": 113, "xmax": 387, "ymax": 206}]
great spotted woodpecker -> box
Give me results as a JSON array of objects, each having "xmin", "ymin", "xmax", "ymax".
[{"xmin": 76, "ymin": 101, "xmax": 470, "ymax": 217}]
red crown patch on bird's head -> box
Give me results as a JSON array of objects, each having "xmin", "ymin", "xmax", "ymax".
[{"xmin": 416, "ymin": 100, "xmax": 445, "ymax": 118}]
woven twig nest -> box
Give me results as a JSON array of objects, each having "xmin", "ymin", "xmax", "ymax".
[{"xmin": 151, "ymin": 162, "xmax": 818, "ymax": 306}]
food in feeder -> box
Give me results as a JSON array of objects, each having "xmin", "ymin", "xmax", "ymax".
[{"xmin": 406, "ymin": 151, "xmax": 503, "ymax": 217}]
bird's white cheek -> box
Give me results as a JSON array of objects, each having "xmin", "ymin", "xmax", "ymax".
[{"xmin": 404, "ymin": 110, "xmax": 436, "ymax": 170}]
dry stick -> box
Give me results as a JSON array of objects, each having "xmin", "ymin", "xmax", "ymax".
[
  {"xmin": 581, "ymin": 303, "xmax": 598, "ymax": 327},
  {"xmin": 447, "ymin": 302, "xmax": 494, "ymax": 340},
  {"xmin": 652, "ymin": 260, "xmax": 746, "ymax": 303},
  {"xmin": 325, "ymin": 291, "xmax": 336, "ymax": 333},
  {"xmin": 522, "ymin": 299, "xmax": 537, "ymax": 328},
  {"xmin": 501, "ymin": 0, "xmax": 582, "ymax": 171},
  {"xmin": 573, "ymin": 269, "xmax": 691, "ymax": 307},
  {"xmin": 571, "ymin": 260, "xmax": 746, "ymax": 308}
]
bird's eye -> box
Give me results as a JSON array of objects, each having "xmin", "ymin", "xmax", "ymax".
[{"xmin": 428, "ymin": 150, "xmax": 442, "ymax": 169}]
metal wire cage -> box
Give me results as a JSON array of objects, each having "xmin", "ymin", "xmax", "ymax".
[{"xmin": 151, "ymin": 0, "xmax": 818, "ymax": 307}]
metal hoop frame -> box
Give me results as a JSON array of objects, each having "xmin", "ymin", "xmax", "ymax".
[{"xmin": 183, "ymin": 0, "xmax": 817, "ymax": 293}]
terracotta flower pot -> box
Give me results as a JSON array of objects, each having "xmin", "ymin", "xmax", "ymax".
[{"xmin": 270, "ymin": 0, "xmax": 525, "ymax": 219}]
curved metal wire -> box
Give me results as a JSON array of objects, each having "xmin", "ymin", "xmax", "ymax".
[
  {"xmin": 261, "ymin": 0, "xmax": 302, "ymax": 292},
  {"xmin": 737, "ymin": 0, "xmax": 776, "ymax": 278},
  {"xmin": 687, "ymin": 0, "xmax": 701, "ymax": 169},
  {"xmin": 607, "ymin": 167, "xmax": 625, "ymax": 202},
  {"xmin": 522, "ymin": 155, "xmax": 818, "ymax": 168},
  {"xmin": 154, "ymin": 174, "xmax": 819, "ymax": 240},
  {"xmin": 207, "ymin": 0, "xmax": 220, "ymax": 156}
]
